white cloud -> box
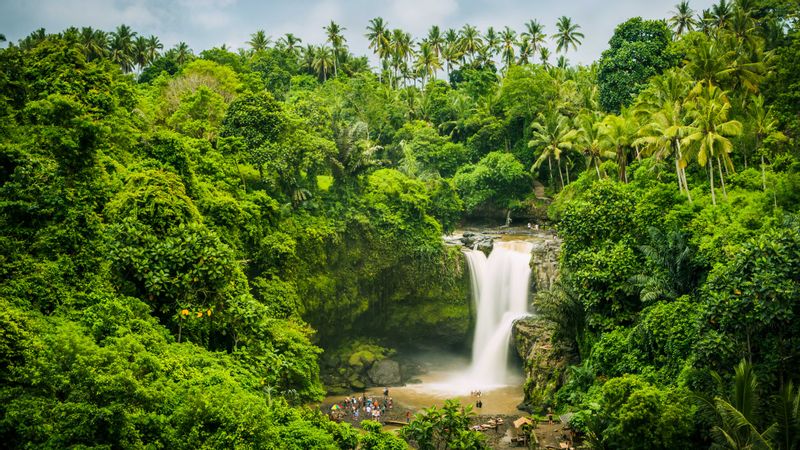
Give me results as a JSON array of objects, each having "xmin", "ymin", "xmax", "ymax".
[{"xmin": 389, "ymin": 0, "xmax": 458, "ymax": 34}]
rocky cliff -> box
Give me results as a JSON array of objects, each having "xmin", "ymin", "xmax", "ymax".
[{"xmin": 512, "ymin": 316, "xmax": 569, "ymax": 412}]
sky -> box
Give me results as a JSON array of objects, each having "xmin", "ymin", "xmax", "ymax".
[{"xmin": 0, "ymin": 0, "xmax": 719, "ymax": 66}]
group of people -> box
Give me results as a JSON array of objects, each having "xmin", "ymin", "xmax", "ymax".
[
  {"xmin": 329, "ymin": 391, "xmax": 393, "ymax": 423},
  {"xmin": 470, "ymin": 389, "xmax": 483, "ymax": 409}
]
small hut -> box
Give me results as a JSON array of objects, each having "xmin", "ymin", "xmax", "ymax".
[{"xmin": 512, "ymin": 417, "xmax": 535, "ymax": 447}]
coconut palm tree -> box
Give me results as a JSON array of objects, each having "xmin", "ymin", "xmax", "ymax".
[
  {"xmin": 247, "ymin": 30, "xmax": 271, "ymax": 53},
  {"xmin": 324, "ymin": 20, "xmax": 347, "ymax": 77},
  {"xmin": 634, "ymin": 68, "xmax": 694, "ymax": 200},
  {"xmin": 427, "ymin": 25, "xmax": 444, "ymax": 58},
  {"xmin": 528, "ymin": 111, "xmax": 579, "ymax": 190},
  {"xmin": 109, "ymin": 24, "xmax": 137, "ymax": 73},
  {"xmin": 391, "ymin": 29, "xmax": 413, "ymax": 87},
  {"xmin": 146, "ymin": 35, "xmax": 163, "ymax": 64},
  {"xmin": 173, "ymin": 41, "xmax": 192, "ymax": 66},
  {"xmin": 459, "ymin": 24, "xmax": 483, "ymax": 63},
  {"xmin": 312, "ymin": 46, "xmax": 334, "ymax": 81},
  {"xmin": 670, "ymin": 1, "xmax": 698, "ymax": 35},
  {"xmin": 499, "ymin": 26, "xmax": 517, "ymax": 72},
  {"xmin": 483, "ymin": 26, "xmax": 500, "ymax": 58},
  {"xmin": 711, "ymin": 0, "xmax": 734, "ymax": 29},
  {"xmin": 415, "ymin": 41, "xmax": 441, "ymax": 85},
  {"xmin": 575, "ymin": 112, "xmax": 613, "ymax": 178},
  {"xmin": 599, "ymin": 113, "xmax": 635, "ymax": 183},
  {"xmin": 522, "ymin": 20, "xmax": 547, "ymax": 56},
  {"xmin": 79, "ymin": 27, "xmax": 108, "ymax": 61},
  {"xmin": 517, "ymin": 36, "xmax": 534, "ymax": 64},
  {"xmin": 539, "ymin": 47, "xmax": 551, "ymax": 67},
  {"xmin": 278, "ymin": 33, "xmax": 302, "ymax": 54},
  {"xmin": 681, "ymin": 81, "xmax": 743, "ymax": 205},
  {"xmin": 366, "ymin": 17, "xmax": 391, "ymax": 77},
  {"xmin": 746, "ymin": 95, "xmax": 785, "ymax": 188},
  {"xmin": 133, "ymin": 36, "xmax": 150, "ymax": 72},
  {"xmin": 553, "ymin": 16, "xmax": 584, "ymax": 54}
]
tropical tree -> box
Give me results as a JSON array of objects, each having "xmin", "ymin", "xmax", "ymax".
[
  {"xmin": 553, "ymin": 16, "xmax": 584, "ymax": 53},
  {"xmin": 499, "ymin": 26, "xmax": 518, "ymax": 72},
  {"xmin": 312, "ymin": 46, "xmax": 334, "ymax": 81},
  {"xmin": 427, "ymin": 25, "xmax": 444, "ymax": 58},
  {"xmin": 133, "ymin": 36, "xmax": 149, "ymax": 72},
  {"xmin": 278, "ymin": 33, "xmax": 302, "ymax": 54},
  {"xmin": 746, "ymin": 95, "xmax": 786, "ymax": 188},
  {"xmin": 247, "ymin": 29, "xmax": 271, "ymax": 53},
  {"xmin": 483, "ymin": 26, "xmax": 500, "ymax": 58},
  {"xmin": 173, "ymin": 42, "xmax": 192, "ymax": 66},
  {"xmin": 366, "ymin": 17, "xmax": 391, "ymax": 79},
  {"xmin": 79, "ymin": 27, "xmax": 108, "ymax": 61},
  {"xmin": 599, "ymin": 112, "xmax": 635, "ymax": 183},
  {"xmin": 522, "ymin": 19, "xmax": 547, "ymax": 56},
  {"xmin": 529, "ymin": 111, "xmax": 579, "ymax": 190},
  {"xmin": 700, "ymin": 360, "xmax": 777, "ymax": 450},
  {"xmin": 711, "ymin": 0, "xmax": 734, "ymax": 29},
  {"xmin": 670, "ymin": 1, "xmax": 698, "ymax": 35},
  {"xmin": 109, "ymin": 24, "xmax": 137, "ymax": 73},
  {"xmin": 634, "ymin": 68, "xmax": 694, "ymax": 200},
  {"xmin": 324, "ymin": 20, "xmax": 347, "ymax": 77},
  {"xmin": 539, "ymin": 47, "xmax": 551, "ymax": 67},
  {"xmin": 575, "ymin": 112, "xmax": 612, "ymax": 178},
  {"xmin": 415, "ymin": 41, "xmax": 441, "ymax": 85},
  {"xmin": 681, "ymin": 81, "xmax": 743, "ymax": 205},
  {"xmin": 390, "ymin": 29, "xmax": 413, "ymax": 87},
  {"xmin": 459, "ymin": 24, "xmax": 483, "ymax": 63},
  {"xmin": 146, "ymin": 35, "xmax": 163, "ymax": 64}
]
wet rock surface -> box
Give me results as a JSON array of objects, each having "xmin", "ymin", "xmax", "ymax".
[{"xmin": 512, "ymin": 316, "xmax": 569, "ymax": 413}]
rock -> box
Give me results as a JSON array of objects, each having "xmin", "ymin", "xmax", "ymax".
[
  {"xmin": 513, "ymin": 316, "xmax": 569, "ymax": 412},
  {"xmin": 350, "ymin": 378, "xmax": 366, "ymax": 390},
  {"xmin": 528, "ymin": 233, "xmax": 561, "ymax": 293},
  {"xmin": 367, "ymin": 359, "xmax": 402, "ymax": 386}
]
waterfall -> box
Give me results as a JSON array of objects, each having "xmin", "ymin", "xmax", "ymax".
[{"xmin": 464, "ymin": 241, "xmax": 534, "ymax": 387}]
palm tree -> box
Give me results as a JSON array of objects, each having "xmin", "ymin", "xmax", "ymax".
[
  {"xmin": 499, "ymin": 26, "xmax": 517, "ymax": 72},
  {"xmin": 427, "ymin": 25, "xmax": 444, "ymax": 58},
  {"xmin": 575, "ymin": 113, "xmax": 612, "ymax": 178},
  {"xmin": 146, "ymin": 35, "xmax": 163, "ymax": 64},
  {"xmin": 483, "ymin": 26, "xmax": 500, "ymax": 58},
  {"xmin": 391, "ymin": 29, "xmax": 413, "ymax": 87},
  {"xmin": 459, "ymin": 24, "xmax": 483, "ymax": 63},
  {"xmin": 553, "ymin": 16, "xmax": 584, "ymax": 54},
  {"xmin": 312, "ymin": 46, "xmax": 334, "ymax": 81},
  {"xmin": 711, "ymin": 0, "xmax": 734, "ymax": 29},
  {"xmin": 79, "ymin": 27, "xmax": 108, "ymax": 61},
  {"xmin": 109, "ymin": 24, "xmax": 137, "ymax": 73},
  {"xmin": 670, "ymin": 1, "xmax": 698, "ymax": 35},
  {"xmin": 366, "ymin": 17, "xmax": 391, "ymax": 78},
  {"xmin": 774, "ymin": 382, "xmax": 800, "ymax": 450},
  {"xmin": 324, "ymin": 20, "xmax": 347, "ymax": 77},
  {"xmin": 699, "ymin": 360, "xmax": 777, "ymax": 450},
  {"xmin": 634, "ymin": 68, "xmax": 694, "ymax": 200},
  {"xmin": 517, "ymin": 36, "xmax": 534, "ymax": 65},
  {"xmin": 522, "ymin": 20, "xmax": 547, "ymax": 56},
  {"xmin": 528, "ymin": 111, "xmax": 578, "ymax": 190},
  {"xmin": 247, "ymin": 30, "xmax": 271, "ymax": 53},
  {"xmin": 173, "ymin": 41, "xmax": 192, "ymax": 66},
  {"xmin": 599, "ymin": 113, "xmax": 635, "ymax": 183},
  {"xmin": 539, "ymin": 47, "xmax": 551, "ymax": 67},
  {"xmin": 681, "ymin": 81, "xmax": 743, "ymax": 205},
  {"xmin": 415, "ymin": 41, "xmax": 441, "ymax": 85},
  {"xmin": 746, "ymin": 95, "xmax": 785, "ymax": 188},
  {"xmin": 133, "ymin": 36, "xmax": 149, "ymax": 72},
  {"xmin": 0, "ymin": 33, "xmax": 5, "ymax": 43},
  {"xmin": 301, "ymin": 44, "xmax": 316, "ymax": 74},
  {"xmin": 278, "ymin": 33, "xmax": 302, "ymax": 54}
]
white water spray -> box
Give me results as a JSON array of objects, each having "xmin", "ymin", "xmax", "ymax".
[{"xmin": 464, "ymin": 241, "xmax": 534, "ymax": 387}]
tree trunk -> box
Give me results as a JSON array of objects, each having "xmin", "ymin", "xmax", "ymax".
[
  {"xmin": 557, "ymin": 157, "xmax": 565, "ymax": 191},
  {"xmin": 717, "ymin": 156, "xmax": 728, "ymax": 200},
  {"xmin": 709, "ymin": 158, "xmax": 716, "ymax": 206},
  {"xmin": 761, "ymin": 154, "xmax": 767, "ymax": 191},
  {"xmin": 675, "ymin": 154, "xmax": 684, "ymax": 194},
  {"xmin": 617, "ymin": 146, "xmax": 627, "ymax": 183},
  {"xmin": 547, "ymin": 155, "xmax": 554, "ymax": 190},
  {"xmin": 595, "ymin": 159, "xmax": 601, "ymax": 179}
]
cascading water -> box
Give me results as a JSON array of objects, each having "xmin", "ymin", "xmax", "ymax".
[{"xmin": 464, "ymin": 241, "xmax": 534, "ymax": 387}]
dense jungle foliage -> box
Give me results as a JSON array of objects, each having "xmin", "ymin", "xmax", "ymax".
[{"xmin": 1, "ymin": 0, "xmax": 799, "ymax": 448}]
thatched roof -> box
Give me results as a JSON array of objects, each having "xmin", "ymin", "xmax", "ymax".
[{"xmin": 513, "ymin": 417, "xmax": 533, "ymax": 428}]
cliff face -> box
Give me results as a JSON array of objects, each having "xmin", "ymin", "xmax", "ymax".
[
  {"xmin": 512, "ymin": 316, "xmax": 569, "ymax": 412},
  {"xmin": 529, "ymin": 234, "xmax": 561, "ymax": 294}
]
